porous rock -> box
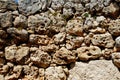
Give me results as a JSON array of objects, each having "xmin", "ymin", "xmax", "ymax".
[
  {"xmin": 77, "ymin": 46, "xmax": 102, "ymax": 61},
  {"xmin": 53, "ymin": 47, "xmax": 76, "ymax": 65},
  {"xmin": 112, "ymin": 52, "xmax": 120, "ymax": 68},
  {"xmin": 30, "ymin": 49, "xmax": 51, "ymax": 68},
  {"xmin": 0, "ymin": 12, "xmax": 12, "ymax": 28},
  {"xmin": 45, "ymin": 66, "xmax": 67, "ymax": 80},
  {"xmin": 91, "ymin": 32, "xmax": 115, "ymax": 48}
]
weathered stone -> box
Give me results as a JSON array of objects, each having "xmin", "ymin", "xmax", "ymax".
[
  {"xmin": 13, "ymin": 15, "xmax": 27, "ymax": 28},
  {"xmin": 51, "ymin": 0, "xmax": 64, "ymax": 11},
  {"xmin": 85, "ymin": 0, "xmax": 111, "ymax": 12},
  {"xmin": 53, "ymin": 32, "xmax": 66, "ymax": 44},
  {"xmin": 53, "ymin": 47, "xmax": 76, "ymax": 65},
  {"xmin": 0, "ymin": 75, "xmax": 4, "ymax": 80},
  {"xmin": 40, "ymin": 44, "xmax": 59, "ymax": 52},
  {"xmin": 28, "ymin": 14, "xmax": 51, "ymax": 27},
  {"xmin": 5, "ymin": 65, "xmax": 22, "ymax": 80},
  {"xmin": 91, "ymin": 33, "xmax": 115, "ymax": 48},
  {"xmin": 5, "ymin": 45, "xmax": 17, "ymax": 61},
  {"xmin": 68, "ymin": 60, "xmax": 120, "ymax": 80},
  {"xmin": 112, "ymin": 52, "xmax": 120, "ymax": 68},
  {"xmin": 0, "ymin": 65, "xmax": 9, "ymax": 74},
  {"xmin": 5, "ymin": 45, "xmax": 29, "ymax": 63},
  {"xmin": 15, "ymin": 46, "xmax": 29, "ymax": 62},
  {"xmin": 18, "ymin": 0, "xmax": 49, "ymax": 15},
  {"xmin": 45, "ymin": 66, "xmax": 67, "ymax": 80},
  {"xmin": 66, "ymin": 19, "xmax": 83, "ymax": 36},
  {"xmin": 29, "ymin": 34, "xmax": 50, "ymax": 45},
  {"xmin": 30, "ymin": 49, "xmax": 51, "ymax": 68},
  {"xmin": 108, "ymin": 19, "xmax": 120, "ymax": 36},
  {"xmin": 66, "ymin": 36, "xmax": 84, "ymax": 49},
  {"xmin": 0, "ymin": 58, "xmax": 5, "ymax": 66},
  {"xmin": 0, "ymin": 30, "xmax": 8, "ymax": 39},
  {"xmin": 0, "ymin": 12, "xmax": 12, "ymax": 28},
  {"xmin": 115, "ymin": 0, "xmax": 120, "ymax": 2},
  {"xmin": 115, "ymin": 36, "xmax": 120, "ymax": 48},
  {"xmin": 23, "ymin": 65, "xmax": 39, "ymax": 79},
  {"xmin": 102, "ymin": 49, "xmax": 113, "ymax": 59},
  {"xmin": 102, "ymin": 3, "xmax": 119, "ymax": 18},
  {"xmin": 0, "ymin": 0, "xmax": 17, "ymax": 12},
  {"xmin": 77, "ymin": 46, "xmax": 102, "ymax": 61},
  {"xmin": 7, "ymin": 28, "xmax": 28, "ymax": 43}
]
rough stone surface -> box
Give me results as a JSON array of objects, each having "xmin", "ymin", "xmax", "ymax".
[
  {"xmin": 112, "ymin": 52, "xmax": 120, "ymax": 68},
  {"xmin": 30, "ymin": 49, "xmax": 51, "ymax": 68},
  {"xmin": 0, "ymin": 12, "xmax": 12, "ymax": 28},
  {"xmin": 108, "ymin": 19, "xmax": 120, "ymax": 36},
  {"xmin": 53, "ymin": 47, "xmax": 77, "ymax": 65},
  {"xmin": 45, "ymin": 66, "xmax": 67, "ymax": 80},
  {"xmin": 68, "ymin": 60, "xmax": 120, "ymax": 80},
  {"xmin": 1, "ymin": 0, "xmax": 120, "ymax": 79},
  {"xmin": 5, "ymin": 45, "xmax": 29, "ymax": 63},
  {"xmin": 77, "ymin": 46, "xmax": 102, "ymax": 61},
  {"xmin": 18, "ymin": 0, "xmax": 49, "ymax": 15},
  {"xmin": 91, "ymin": 33, "xmax": 115, "ymax": 48},
  {"xmin": 0, "ymin": 0, "xmax": 17, "ymax": 12}
]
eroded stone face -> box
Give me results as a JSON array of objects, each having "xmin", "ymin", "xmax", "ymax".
[
  {"xmin": 108, "ymin": 19, "xmax": 120, "ymax": 36},
  {"xmin": 18, "ymin": 0, "xmax": 49, "ymax": 15},
  {"xmin": 53, "ymin": 47, "xmax": 77, "ymax": 65},
  {"xmin": 5, "ymin": 45, "xmax": 30, "ymax": 63},
  {"xmin": 30, "ymin": 49, "xmax": 51, "ymax": 68},
  {"xmin": 0, "ymin": 0, "xmax": 17, "ymax": 12},
  {"xmin": 77, "ymin": 46, "xmax": 102, "ymax": 61},
  {"xmin": 68, "ymin": 60, "xmax": 120, "ymax": 80},
  {"xmin": 45, "ymin": 66, "xmax": 67, "ymax": 80},
  {"xmin": 91, "ymin": 33, "xmax": 115, "ymax": 48},
  {"xmin": 0, "ymin": 12, "xmax": 12, "ymax": 28},
  {"xmin": 112, "ymin": 52, "xmax": 120, "ymax": 68},
  {"xmin": 29, "ymin": 34, "xmax": 50, "ymax": 45}
]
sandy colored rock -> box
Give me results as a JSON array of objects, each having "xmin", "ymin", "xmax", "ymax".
[
  {"xmin": 0, "ymin": 0, "xmax": 17, "ymax": 12},
  {"xmin": 66, "ymin": 19, "xmax": 83, "ymax": 36},
  {"xmin": 103, "ymin": 3, "xmax": 119, "ymax": 18},
  {"xmin": 15, "ymin": 46, "xmax": 29, "ymax": 62},
  {"xmin": 53, "ymin": 32, "xmax": 66, "ymax": 44},
  {"xmin": 53, "ymin": 47, "xmax": 76, "ymax": 65},
  {"xmin": 5, "ymin": 65, "xmax": 22, "ymax": 80},
  {"xmin": 68, "ymin": 60, "xmax": 120, "ymax": 80},
  {"xmin": 0, "ymin": 12, "xmax": 12, "ymax": 28},
  {"xmin": 112, "ymin": 52, "xmax": 120, "ymax": 68},
  {"xmin": 28, "ymin": 14, "xmax": 51, "ymax": 27},
  {"xmin": 66, "ymin": 36, "xmax": 84, "ymax": 49},
  {"xmin": 13, "ymin": 14, "xmax": 27, "ymax": 28},
  {"xmin": 7, "ymin": 28, "xmax": 28, "ymax": 43},
  {"xmin": 77, "ymin": 46, "xmax": 102, "ymax": 61},
  {"xmin": 23, "ymin": 65, "xmax": 39, "ymax": 79},
  {"xmin": 30, "ymin": 49, "xmax": 51, "ymax": 68},
  {"xmin": 91, "ymin": 32, "xmax": 115, "ymax": 48},
  {"xmin": 45, "ymin": 66, "xmax": 67, "ymax": 80},
  {"xmin": 102, "ymin": 48, "xmax": 113, "ymax": 59},
  {"xmin": 5, "ymin": 45, "xmax": 29, "ymax": 63},
  {"xmin": 0, "ymin": 75, "xmax": 4, "ymax": 80},
  {"xmin": 40, "ymin": 44, "xmax": 59, "ymax": 52},
  {"xmin": 29, "ymin": 34, "xmax": 50, "ymax": 45},
  {"xmin": 108, "ymin": 19, "xmax": 120, "ymax": 36},
  {"xmin": 5, "ymin": 45, "xmax": 17, "ymax": 61}
]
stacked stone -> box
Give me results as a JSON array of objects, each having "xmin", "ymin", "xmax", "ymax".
[{"xmin": 0, "ymin": 0, "xmax": 120, "ymax": 80}]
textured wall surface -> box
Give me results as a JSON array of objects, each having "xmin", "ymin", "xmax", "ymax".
[{"xmin": 0, "ymin": 0, "xmax": 120, "ymax": 80}]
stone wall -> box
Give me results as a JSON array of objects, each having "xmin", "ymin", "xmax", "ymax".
[{"xmin": 0, "ymin": 0, "xmax": 120, "ymax": 80}]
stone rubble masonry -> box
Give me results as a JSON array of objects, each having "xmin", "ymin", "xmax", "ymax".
[{"xmin": 0, "ymin": 0, "xmax": 120, "ymax": 80}]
